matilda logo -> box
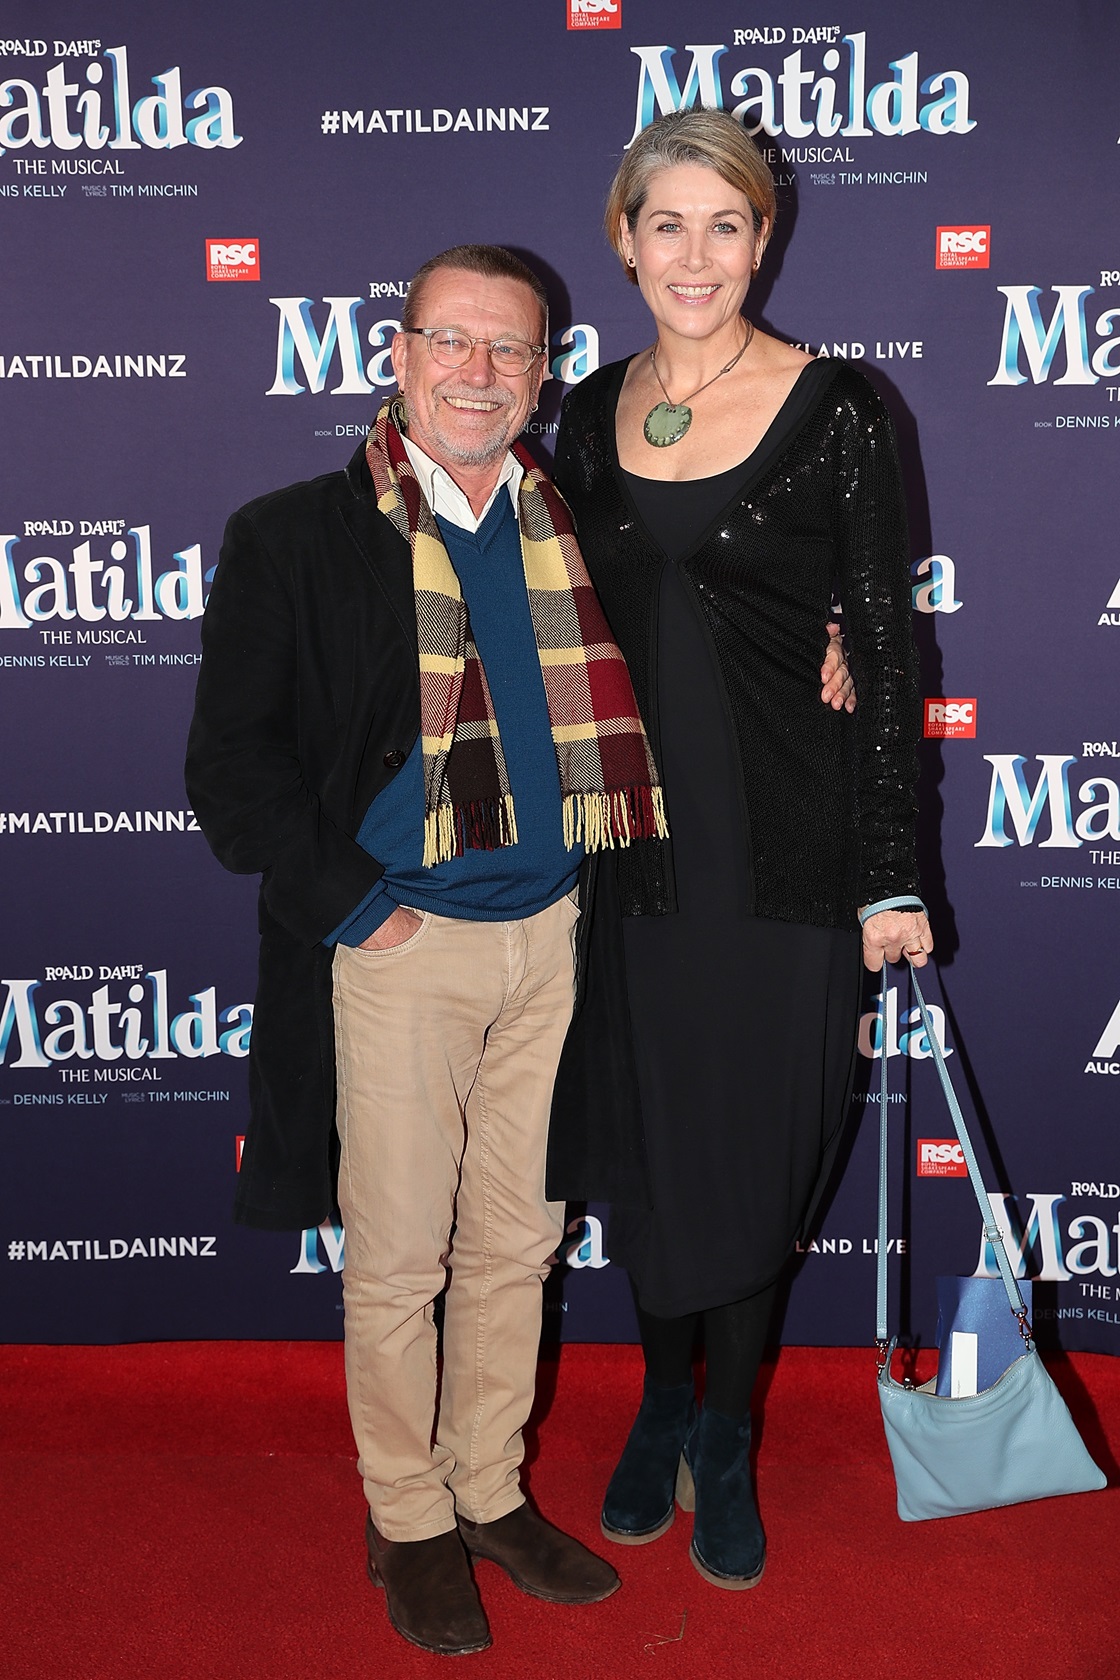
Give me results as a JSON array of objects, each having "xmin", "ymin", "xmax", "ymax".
[
  {"xmin": 989, "ymin": 286, "xmax": 1120, "ymax": 385},
  {"xmin": 291, "ymin": 1211, "xmax": 606, "ymax": 1276},
  {"xmin": 568, "ymin": 0, "xmax": 620, "ymax": 28},
  {"xmin": 627, "ymin": 35, "xmax": 975, "ymax": 146},
  {"xmin": 0, "ymin": 971, "xmax": 253, "ymax": 1068},
  {"xmin": 267, "ymin": 297, "xmax": 600, "ymax": 395},
  {"xmin": 857, "ymin": 985, "xmax": 953, "ymax": 1063},
  {"xmin": 0, "ymin": 527, "xmax": 208, "ymax": 629},
  {"xmin": 924, "ymin": 698, "xmax": 976, "ymax": 739},
  {"xmin": 1101, "ymin": 577, "xmax": 1120, "ymax": 628},
  {"xmin": 937, "ymin": 226, "xmax": 989, "ymax": 269},
  {"xmin": 0, "ymin": 44, "xmax": 241, "ymax": 156},
  {"xmin": 564, "ymin": 1213, "xmax": 609, "ymax": 1268},
  {"xmin": 1086, "ymin": 998, "xmax": 1120, "ymax": 1076},
  {"xmin": 911, "ymin": 554, "xmax": 962, "ymax": 615},
  {"xmin": 976, "ymin": 755, "xmax": 1120, "ymax": 848},
  {"xmin": 206, "ymin": 239, "xmax": 259, "ymax": 282},
  {"xmin": 917, "ymin": 1139, "xmax": 967, "ymax": 1177},
  {"xmin": 974, "ymin": 1192, "xmax": 1120, "ymax": 1283},
  {"xmin": 551, "ymin": 324, "xmax": 599, "ymax": 384}
]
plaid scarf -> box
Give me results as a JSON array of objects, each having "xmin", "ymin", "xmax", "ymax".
[{"xmin": 366, "ymin": 400, "xmax": 667, "ymax": 866}]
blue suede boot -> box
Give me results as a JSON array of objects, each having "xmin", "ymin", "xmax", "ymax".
[
  {"xmin": 681, "ymin": 1406, "xmax": 765, "ymax": 1588},
  {"xmin": 600, "ymin": 1380, "xmax": 695, "ymax": 1544}
]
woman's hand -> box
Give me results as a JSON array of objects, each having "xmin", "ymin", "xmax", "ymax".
[
  {"xmin": 821, "ymin": 622, "xmax": 856, "ymax": 712},
  {"xmin": 861, "ymin": 909, "xmax": 933, "ymax": 972}
]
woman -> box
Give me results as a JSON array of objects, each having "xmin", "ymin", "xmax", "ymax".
[{"xmin": 547, "ymin": 109, "xmax": 932, "ymax": 1591}]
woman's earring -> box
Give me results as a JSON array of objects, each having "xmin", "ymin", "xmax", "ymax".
[{"xmin": 627, "ymin": 255, "xmax": 636, "ymax": 267}]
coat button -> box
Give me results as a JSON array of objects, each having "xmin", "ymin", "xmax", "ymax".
[{"xmin": 383, "ymin": 750, "xmax": 405, "ymax": 769}]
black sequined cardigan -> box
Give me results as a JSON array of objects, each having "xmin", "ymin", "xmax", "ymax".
[{"xmin": 552, "ymin": 356, "xmax": 922, "ymax": 928}]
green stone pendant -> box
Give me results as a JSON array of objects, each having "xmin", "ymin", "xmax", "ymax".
[{"xmin": 643, "ymin": 401, "xmax": 693, "ymax": 447}]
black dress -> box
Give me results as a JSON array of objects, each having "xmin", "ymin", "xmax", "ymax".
[{"xmin": 607, "ymin": 365, "xmax": 863, "ymax": 1318}]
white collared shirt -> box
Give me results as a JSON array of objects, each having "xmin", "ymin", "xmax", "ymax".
[{"xmin": 402, "ymin": 435, "xmax": 522, "ymax": 534}]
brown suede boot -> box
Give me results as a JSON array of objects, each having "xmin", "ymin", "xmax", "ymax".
[
  {"xmin": 458, "ymin": 1503, "xmax": 620, "ymax": 1604},
  {"xmin": 366, "ymin": 1514, "xmax": 491, "ymax": 1655}
]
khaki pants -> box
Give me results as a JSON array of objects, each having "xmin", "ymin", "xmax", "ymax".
[{"xmin": 332, "ymin": 896, "xmax": 577, "ymax": 1542}]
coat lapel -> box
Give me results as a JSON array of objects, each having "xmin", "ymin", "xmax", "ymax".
[{"xmin": 337, "ymin": 439, "xmax": 417, "ymax": 654}]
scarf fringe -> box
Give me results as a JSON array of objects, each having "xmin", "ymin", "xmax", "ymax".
[
  {"xmin": 423, "ymin": 794, "xmax": 519, "ymax": 867},
  {"xmin": 562, "ymin": 786, "xmax": 669, "ymax": 853}
]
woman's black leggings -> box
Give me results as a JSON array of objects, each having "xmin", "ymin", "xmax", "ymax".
[{"xmin": 632, "ymin": 1277, "xmax": 780, "ymax": 1418}]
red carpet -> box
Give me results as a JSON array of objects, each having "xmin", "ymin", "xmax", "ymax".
[{"xmin": 2, "ymin": 1342, "xmax": 1118, "ymax": 1679}]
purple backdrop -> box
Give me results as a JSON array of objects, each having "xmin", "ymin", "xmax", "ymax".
[{"xmin": 3, "ymin": 1, "xmax": 1118, "ymax": 1353}]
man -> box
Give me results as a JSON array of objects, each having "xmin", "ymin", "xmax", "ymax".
[
  {"xmin": 186, "ymin": 243, "xmax": 851, "ymax": 1657},
  {"xmin": 186, "ymin": 245, "xmax": 668, "ymax": 1656}
]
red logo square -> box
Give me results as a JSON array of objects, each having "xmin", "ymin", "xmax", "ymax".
[
  {"xmin": 206, "ymin": 238, "xmax": 261, "ymax": 282},
  {"xmin": 936, "ymin": 226, "xmax": 990, "ymax": 270},
  {"xmin": 924, "ymin": 698, "xmax": 977, "ymax": 739},
  {"xmin": 917, "ymin": 1139, "xmax": 968, "ymax": 1177},
  {"xmin": 568, "ymin": 0, "xmax": 621, "ymax": 29}
]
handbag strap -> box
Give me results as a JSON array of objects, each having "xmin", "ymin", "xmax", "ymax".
[{"xmin": 875, "ymin": 963, "xmax": 1033, "ymax": 1356}]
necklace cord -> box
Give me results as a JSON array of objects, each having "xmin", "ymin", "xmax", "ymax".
[{"xmin": 650, "ymin": 318, "xmax": 755, "ymax": 408}]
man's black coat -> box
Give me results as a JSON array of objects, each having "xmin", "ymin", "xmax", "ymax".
[{"xmin": 186, "ymin": 441, "xmax": 420, "ymax": 1230}]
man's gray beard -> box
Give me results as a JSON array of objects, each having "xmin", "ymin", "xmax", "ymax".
[
  {"xmin": 437, "ymin": 428, "xmax": 514, "ymax": 467},
  {"xmin": 401, "ymin": 392, "xmax": 519, "ymax": 468}
]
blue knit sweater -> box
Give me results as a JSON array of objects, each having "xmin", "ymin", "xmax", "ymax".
[{"xmin": 328, "ymin": 492, "xmax": 582, "ymax": 946}]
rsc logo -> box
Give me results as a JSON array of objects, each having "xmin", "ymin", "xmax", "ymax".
[{"xmin": 206, "ymin": 239, "xmax": 260, "ymax": 282}]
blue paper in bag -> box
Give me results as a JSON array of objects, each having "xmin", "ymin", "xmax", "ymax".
[{"xmin": 934, "ymin": 1275, "xmax": 1033, "ymax": 1397}]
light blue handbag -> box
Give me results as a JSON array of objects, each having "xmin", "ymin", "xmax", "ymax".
[{"xmin": 874, "ymin": 966, "xmax": 1106, "ymax": 1522}]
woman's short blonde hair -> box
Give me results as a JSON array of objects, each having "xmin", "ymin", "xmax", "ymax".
[{"xmin": 604, "ymin": 108, "xmax": 777, "ymax": 285}]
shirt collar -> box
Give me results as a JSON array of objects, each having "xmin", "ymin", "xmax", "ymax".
[{"xmin": 401, "ymin": 435, "xmax": 522, "ymax": 535}]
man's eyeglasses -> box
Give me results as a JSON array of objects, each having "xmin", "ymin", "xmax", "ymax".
[{"xmin": 400, "ymin": 327, "xmax": 544, "ymax": 377}]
